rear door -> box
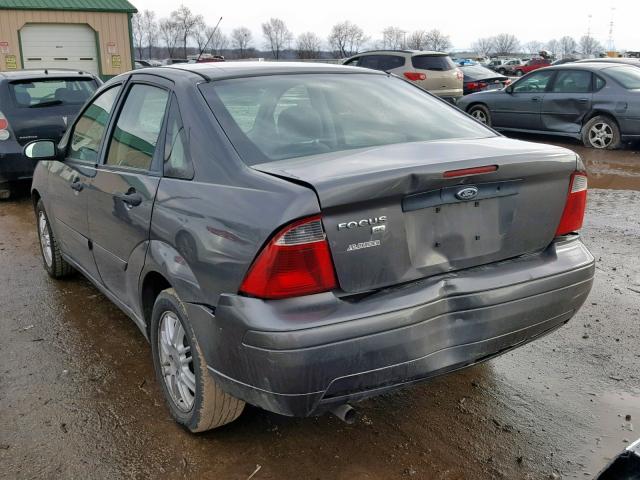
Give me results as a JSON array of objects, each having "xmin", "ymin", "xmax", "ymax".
[
  {"xmin": 541, "ymin": 69, "xmax": 593, "ymax": 133},
  {"xmin": 87, "ymin": 77, "xmax": 170, "ymax": 308},
  {"xmin": 47, "ymin": 84, "xmax": 122, "ymax": 279},
  {"xmin": 411, "ymin": 55, "xmax": 462, "ymax": 97},
  {"xmin": 492, "ymin": 69, "xmax": 556, "ymax": 130},
  {"xmin": 7, "ymin": 77, "xmax": 98, "ymax": 145}
]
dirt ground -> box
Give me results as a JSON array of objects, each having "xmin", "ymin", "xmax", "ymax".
[{"xmin": 1, "ymin": 136, "xmax": 639, "ymax": 480}]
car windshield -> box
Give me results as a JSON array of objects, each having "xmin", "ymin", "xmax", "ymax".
[
  {"xmin": 9, "ymin": 78, "xmax": 97, "ymax": 108},
  {"xmin": 605, "ymin": 66, "xmax": 640, "ymax": 89},
  {"xmin": 201, "ymin": 73, "xmax": 494, "ymax": 164}
]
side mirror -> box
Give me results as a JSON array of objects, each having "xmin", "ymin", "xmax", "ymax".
[
  {"xmin": 505, "ymin": 85, "xmax": 514, "ymax": 94},
  {"xmin": 24, "ymin": 140, "xmax": 57, "ymax": 160}
]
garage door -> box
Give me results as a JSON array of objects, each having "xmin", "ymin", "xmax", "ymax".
[{"xmin": 20, "ymin": 24, "xmax": 99, "ymax": 75}]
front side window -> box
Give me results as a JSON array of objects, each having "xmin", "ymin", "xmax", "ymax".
[
  {"xmin": 513, "ymin": 71, "xmax": 555, "ymax": 93},
  {"xmin": 69, "ymin": 85, "xmax": 121, "ymax": 163},
  {"xmin": 201, "ymin": 73, "xmax": 494, "ymax": 164},
  {"xmin": 105, "ymin": 84, "xmax": 169, "ymax": 171},
  {"xmin": 551, "ymin": 70, "xmax": 592, "ymax": 93},
  {"xmin": 10, "ymin": 78, "xmax": 97, "ymax": 108}
]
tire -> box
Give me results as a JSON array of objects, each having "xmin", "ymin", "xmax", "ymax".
[
  {"xmin": 582, "ymin": 115, "xmax": 622, "ymax": 150},
  {"xmin": 468, "ymin": 104, "xmax": 492, "ymax": 126},
  {"xmin": 515, "ymin": 69, "xmax": 524, "ymax": 77},
  {"xmin": 150, "ymin": 288, "xmax": 244, "ymax": 432},
  {"xmin": 35, "ymin": 199, "xmax": 73, "ymax": 278}
]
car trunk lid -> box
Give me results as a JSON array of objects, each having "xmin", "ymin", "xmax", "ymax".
[{"xmin": 252, "ymin": 137, "xmax": 578, "ymax": 294}]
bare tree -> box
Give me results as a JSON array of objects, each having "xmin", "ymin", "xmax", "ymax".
[
  {"xmin": 424, "ymin": 29, "xmax": 452, "ymax": 52},
  {"xmin": 579, "ymin": 35, "xmax": 602, "ymax": 57},
  {"xmin": 159, "ymin": 19, "xmax": 181, "ymax": 58},
  {"xmin": 131, "ymin": 13, "xmax": 144, "ymax": 59},
  {"xmin": 546, "ymin": 39, "xmax": 560, "ymax": 59},
  {"xmin": 558, "ymin": 36, "xmax": 577, "ymax": 58},
  {"xmin": 296, "ymin": 32, "xmax": 322, "ymax": 59},
  {"xmin": 193, "ymin": 20, "xmax": 210, "ymax": 55},
  {"xmin": 328, "ymin": 21, "xmax": 367, "ymax": 58},
  {"xmin": 142, "ymin": 10, "xmax": 158, "ymax": 59},
  {"xmin": 407, "ymin": 30, "xmax": 427, "ymax": 50},
  {"xmin": 471, "ymin": 37, "xmax": 494, "ymax": 58},
  {"xmin": 492, "ymin": 33, "xmax": 520, "ymax": 56},
  {"xmin": 231, "ymin": 27, "xmax": 252, "ymax": 58},
  {"xmin": 207, "ymin": 27, "xmax": 228, "ymax": 56},
  {"xmin": 262, "ymin": 18, "xmax": 293, "ymax": 60},
  {"xmin": 382, "ymin": 26, "xmax": 405, "ymax": 49},
  {"xmin": 524, "ymin": 40, "xmax": 544, "ymax": 55},
  {"xmin": 171, "ymin": 5, "xmax": 203, "ymax": 58}
]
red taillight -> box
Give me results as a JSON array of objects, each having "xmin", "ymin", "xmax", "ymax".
[
  {"xmin": 466, "ymin": 81, "xmax": 488, "ymax": 92},
  {"xmin": 0, "ymin": 111, "xmax": 9, "ymax": 141},
  {"xmin": 239, "ymin": 215, "xmax": 337, "ymax": 299},
  {"xmin": 555, "ymin": 172, "xmax": 588, "ymax": 236},
  {"xmin": 404, "ymin": 71, "xmax": 427, "ymax": 81}
]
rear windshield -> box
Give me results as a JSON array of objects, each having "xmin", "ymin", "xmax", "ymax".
[
  {"xmin": 411, "ymin": 55, "xmax": 456, "ymax": 71},
  {"xmin": 200, "ymin": 73, "xmax": 493, "ymax": 164},
  {"xmin": 605, "ymin": 66, "xmax": 640, "ymax": 89},
  {"xmin": 9, "ymin": 78, "xmax": 97, "ymax": 108},
  {"xmin": 461, "ymin": 65, "xmax": 500, "ymax": 80}
]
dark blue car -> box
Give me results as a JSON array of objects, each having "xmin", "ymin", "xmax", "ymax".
[{"xmin": 0, "ymin": 69, "xmax": 100, "ymax": 198}]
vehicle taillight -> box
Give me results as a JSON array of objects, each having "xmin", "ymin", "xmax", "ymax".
[
  {"xmin": 455, "ymin": 69, "xmax": 463, "ymax": 80},
  {"xmin": 0, "ymin": 111, "xmax": 9, "ymax": 141},
  {"xmin": 466, "ymin": 81, "xmax": 488, "ymax": 92},
  {"xmin": 404, "ymin": 72, "xmax": 427, "ymax": 81},
  {"xmin": 239, "ymin": 215, "xmax": 337, "ymax": 299},
  {"xmin": 555, "ymin": 172, "xmax": 588, "ymax": 236}
]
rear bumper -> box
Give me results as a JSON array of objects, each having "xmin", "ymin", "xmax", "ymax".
[
  {"xmin": 0, "ymin": 145, "xmax": 36, "ymax": 186},
  {"xmin": 186, "ymin": 237, "xmax": 594, "ymax": 417}
]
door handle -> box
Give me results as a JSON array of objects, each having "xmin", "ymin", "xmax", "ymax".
[
  {"xmin": 70, "ymin": 178, "xmax": 84, "ymax": 192},
  {"xmin": 531, "ymin": 97, "xmax": 540, "ymax": 102},
  {"xmin": 578, "ymin": 98, "xmax": 589, "ymax": 103},
  {"xmin": 115, "ymin": 191, "xmax": 143, "ymax": 207}
]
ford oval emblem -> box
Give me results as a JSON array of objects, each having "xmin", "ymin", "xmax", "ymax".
[{"xmin": 455, "ymin": 186, "xmax": 479, "ymax": 201}]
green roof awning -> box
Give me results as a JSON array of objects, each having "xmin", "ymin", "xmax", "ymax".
[{"xmin": 0, "ymin": 0, "xmax": 137, "ymax": 13}]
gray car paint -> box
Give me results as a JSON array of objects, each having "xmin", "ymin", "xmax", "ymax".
[
  {"xmin": 458, "ymin": 63, "xmax": 640, "ymax": 141},
  {"xmin": 30, "ymin": 63, "xmax": 594, "ymax": 418}
]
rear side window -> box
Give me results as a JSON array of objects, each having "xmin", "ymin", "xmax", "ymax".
[
  {"xmin": 551, "ymin": 70, "xmax": 592, "ymax": 93},
  {"xmin": 10, "ymin": 78, "xmax": 97, "ymax": 108},
  {"xmin": 69, "ymin": 85, "xmax": 121, "ymax": 163},
  {"xmin": 594, "ymin": 75, "xmax": 606, "ymax": 90},
  {"xmin": 411, "ymin": 55, "xmax": 456, "ymax": 71},
  {"xmin": 605, "ymin": 66, "xmax": 640, "ymax": 89},
  {"xmin": 163, "ymin": 96, "xmax": 193, "ymax": 180},
  {"xmin": 106, "ymin": 84, "xmax": 169, "ymax": 171},
  {"xmin": 359, "ymin": 55, "xmax": 405, "ymax": 71}
]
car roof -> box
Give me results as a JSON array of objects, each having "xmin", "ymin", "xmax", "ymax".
[
  {"xmin": 152, "ymin": 61, "xmax": 383, "ymax": 81},
  {"xmin": 544, "ymin": 62, "xmax": 633, "ymax": 72},
  {"xmin": 575, "ymin": 58, "xmax": 640, "ymax": 65},
  {"xmin": 0, "ymin": 69, "xmax": 96, "ymax": 80},
  {"xmin": 352, "ymin": 49, "xmax": 447, "ymax": 57}
]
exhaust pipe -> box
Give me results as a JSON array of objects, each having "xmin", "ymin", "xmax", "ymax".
[{"xmin": 330, "ymin": 404, "xmax": 356, "ymax": 424}]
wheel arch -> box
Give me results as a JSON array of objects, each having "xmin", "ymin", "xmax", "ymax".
[
  {"xmin": 140, "ymin": 269, "xmax": 172, "ymax": 337},
  {"xmin": 582, "ymin": 109, "xmax": 619, "ymax": 128}
]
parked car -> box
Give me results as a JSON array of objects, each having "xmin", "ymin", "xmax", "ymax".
[
  {"xmin": 343, "ymin": 50, "xmax": 463, "ymax": 102},
  {"xmin": 513, "ymin": 57, "xmax": 552, "ymax": 76},
  {"xmin": 458, "ymin": 63, "xmax": 640, "ymax": 149},
  {"xmin": 496, "ymin": 58, "xmax": 524, "ymax": 75},
  {"xmin": 0, "ymin": 69, "xmax": 100, "ymax": 199},
  {"xmin": 551, "ymin": 57, "xmax": 578, "ymax": 65},
  {"xmin": 26, "ymin": 62, "xmax": 594, "ymax": 432},
  {"xmin": 135, "ymin": 59, "xmax": 152, "ymax": 67},
  {"xmin": 162, "ymin": 58, "xmax": 188, "ymax": 65},
  {"xmin": 486, "ymin": 58, "xmax": 507, "ymax": 71},
  {"xmin": 460, "ymin": 64, "xmax": 511, "ymax": 94}
]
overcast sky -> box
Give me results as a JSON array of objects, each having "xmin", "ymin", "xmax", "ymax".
[{"xmin": 131, "ymin": 0, "xmax": 635, "ymax": 51}]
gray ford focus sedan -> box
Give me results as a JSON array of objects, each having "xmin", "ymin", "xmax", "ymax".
[{"xmin": 26, "ymin": 62, "xmax": 594, "ymax": 432}]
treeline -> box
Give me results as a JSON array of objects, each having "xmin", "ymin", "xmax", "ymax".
[{"xmin": 131, "ymin": 6, "xmax": 605, "ymax": 61}]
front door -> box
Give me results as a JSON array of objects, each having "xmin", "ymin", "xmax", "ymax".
[
  {"xmin": 492, "ymin": 70, "xmax": 556, "ymax": 130},
  {"xmin": 88, "ymin": 81, "xmax": 170, "ymax": 308},
  {"xmin": 48, "ymin": 84, "xmax": 122, "ymax": 279},
  {"xmin": 541, "ymin": 69, "xmax": 593, "ymax": 134}
]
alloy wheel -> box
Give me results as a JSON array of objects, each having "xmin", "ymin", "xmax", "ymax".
[
  {"xmin": 588, "ymin": 122, "xmax": 613, "ymax": 149},
  {"xmin": 471, "ymin": 109, "xmax": 488, "ymax": 124},
  {"xmin": 38, "ymin": 211, "xmax": 53, "ymax": 268},
  {"xmin": 158, "ymin": 311, "xmax": 196, "ymax": 412}
]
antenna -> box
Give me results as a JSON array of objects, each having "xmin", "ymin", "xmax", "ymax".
[
  {"xmin": 196, "ymin": 16, "xmax": 223, "ymax": 62},
  {"xmin": 586, "ymin": 14, "xmax": 592, "ymax": 37}
]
